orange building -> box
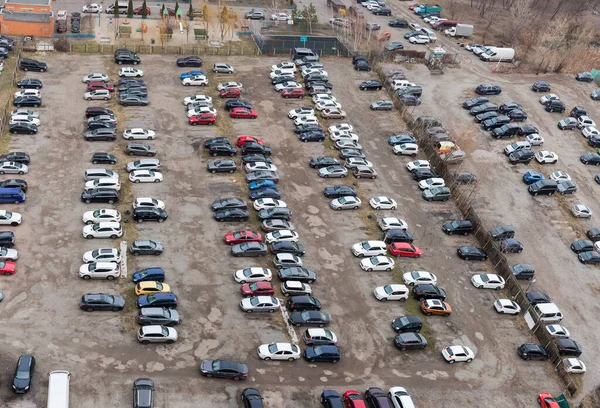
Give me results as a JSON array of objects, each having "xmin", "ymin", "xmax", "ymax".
[{"xmin": 0, "ymin": 0, "xmax": 54, "ymax": 38}]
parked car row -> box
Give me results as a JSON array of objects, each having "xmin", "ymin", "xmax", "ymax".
[{"xmin": 0, "ymin": 152, "xmax": 25, "ymax": 283}]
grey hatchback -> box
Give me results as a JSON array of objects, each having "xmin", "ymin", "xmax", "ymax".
[
  {"xmin": 130, "ymin": 240, "xmax": 164, "ymax": 256},
  {"xmin": 135, "ymin": 307, "xmax": 180, "ymax": 326},
  {"xmin": 133, "ymin": 378, "xmax": 154, "ymax": 408}
]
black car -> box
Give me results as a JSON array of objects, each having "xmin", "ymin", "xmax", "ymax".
[
  {"xmin": 12, "ymin": 354, "xmax": 35, "ymax": 394},
  {"xmin": 388, "ymin": 134, "xmax": 416, "ymax": 146},
  {"xmin": 288, "ymin": 310, "xmax": 330, "ymax": 327},
  {"xmin": 286, "ymin": 295, "xmax": 321, "ymax": 311},
  {"xmin": 492, "ymin": 123, "xmax": 520, "ymax": 138},
  {"xmin": 80, "ymin": 293, "xmax": 125, "ymax": 311},
  {"xmin": 489, "ymin": 225, "xmax": 515, "ymax": 240},
  {"xmin": 412, "ymin": 168, "xmax": 438, "ymax": 181},
  {"xmin": 372, "ymin": 7, "xmax": 391, "ymax": 15},
  {"xmin": 118, "ymin": 78, "xmax": 145, "ymax": 87},
  {"xmin": 323, "ymin": 185, "xmax": 357, "ymax": 198},
  {"xmin": 224, "ymin": 100, "xmax": 252, "ymax": 111},
  {"xmin": 588, "ymin": 135, "xmax": 600, "ymax": 148},
  {"xmin": 576, "ymin": 72, "xmax": 594, "ymax": 82},
  {"xmin": 391, "ymin": 315, "xmax": 423, "ymax": 333},
  {"xmin": 528, "ymin": 179, "xmax": 558, "ymax": 196},
  {"xmin": 570, "ymin": 106, "xmax": 587, "ymax": 118},
  {"xmin": 207, "ymin": 159, "xmax": 237, "ymax": 173},
  {"xmin": 509, "ymin": 149, "xmax": 534, "ymax": 164},
  {"xmin": 242, "ymin": 154, "xmax": 272, "ymax": 164},
  {"xmin": 555, "ymin": 338, "xmax": 582, "ymax": 357},
  {"xmin": 442, "ymin": 220, "xmax": 473, "ymax": 235},
  {"xmin": 299, "ymin": 131, "xmax": 325, "ymax": 142},
  {"xmin": 354, "ymin": 60, "xmax": 372, "ymax": 71},
  {"xmin": 0, "ymin": 231, "xmax": 15, "ymax": 247},
  {"xmin": 525, "ymin": 291, "xmax": 551, "ymax": 305},
  {"xmin": 84, "ymin": 128, "xmax": 117, "ymax": 141},
  {"xmin": 209, "ymin": 144, "xmax": 237, "ymax": 157},
  {"xmin": 214, "ymin": 208, "xmax": 250, "ymax": 222},
  {"xmin": 81, "ymin": 188, "xmax": 120, "ymax": 204},
  {"xmin": 19, "ymin": 58, "xmax": 47, "ymax": 72},
  {"xmin": 136, "ymin": 307, "xmax": 179, "ymax": 326},
  {"xmin": 580, "ymin": 153, "xmax": 600, "ymax": 165},
  {"xmin": 481, "ymin": 115, "xmax": 510, "ymax": 130},
  {"xmin": 242, "ymin": 388, "xmax": 264, "ymax": 408},
  {"xmin": 321, "ymin": 390, "xmax": 344, "ymax": 408},
  {"xmin": 403, "ymin": 31, "xmax": 421, "ymax": 39},
  {"xmin": 120, "ymin": 88, "xmax": 148, "ymax": 98},
  {"xmin": 200, "ymin": 359, "xmax": 248, "ymax": 380},
  {"xmin": 470, "ymin": 102, "xmax": 498, "ymax": 115},
  {"xmin": 399, "ymin": 94, "xmax": 421, "ymax": 106},
  {"xmin": 13, "ymin": 96, "xmax": 41, "ymax": 108},
  {"xmin": 204, "ymin": 137, "xmax": 230, "ymax": 148},
  {"xmin": 498, "ymin": 102, "xmax": 523, "ymax": 113},
  {"xmin": 452, "ymin": 171, "xmax": 478, "ymax": 184},
  {"xmin": 0, "ymin": 179, "xmax": 27, "ymax": 192},
  {"xmin": 118, "ymin": 81, "xmax": 147, "ymax": 91},
  {"xmin": 241, "ymin": 142, "xmax": 271, "ymax": 155},
  {"xmin": 133, "ymin": 378, "xmax": 154, "ymax": 408},
  {"xmin": 412, "ymin": 284, "xmax": 446, "ymax": 301},
  {"xmin": 92, "ymin": 152, "xmax": 117, "ymax": 164},
  {"xmin": 86, "ymin": 107, "xmax": 114, "ymax": 118},
  {"xmin": 587, "ymin": 228, "xmax": 600, "ymax": 241},
  {"xmin": 457, "ymin": 246, "xmax": 487, "ymax": 260},
  {"xmin": 16, "ymin": 78, "xmax": 42, "ymax": 89},
  {"xmin": 211, "ymin": 197, "xmax": 247, "ymax": 211},
  {"xmin": 71, "ymin": 19, "xmax": 81, "ymax": 33},
  {"xmin": 306, "ymin": 81, "xmax": 334, "ymax": 91},
  {"xmin": 510, "ymin": 263, "xmax": 535, "ymax": 280},
  {"xmin": 359, "ymin": 80, "xmax": 383, "ymax": 91},
  {"xmin": 310, "ymin": 157, "xmax": 340, "ymax": 169},
  {"xmin": 270, "ymin": 241, "xmax": 305, "ymax": 256},
  {"xmin": 133, "ymin": 207, "xmax": 168, "ymax": 223},
  {"xmin": 295, "ymin": 124, "xmax": 323, "ymax": 134},
  {"xmin": 518, "ymin": 343, "xmax": 549, "ymax": 360},
  {"xmin": 383, "ymin": 229, "xmax": 414, "ymax": 244},
  {"xmin": 508, "ymin": 110, "xmax": 528, "ymax": 121},
  {"xmin": 388, "ymin": 19, "xmax": 409, "ymax": 28},
  {"xmin": 579, "ymin": 251, "xmax": 600, "ymax": 264},
  {"xmin": 519, "ymin": 125, "xmax": 539, "ymax": 136},
  {"xmin": 462, "ymin": 97, "xmax": 489, "ymax": 109},
  {"xmin": 531, "ymin": 80, "xmax": 551, "ymax": 92},
  {"xmin": 249, "ymin": 188, "xmax": 281, "ymax": 200},
  {"xmin": 232, "ymin": 242, "xmax": 268, "ymax": 257},
  {"xmin": 475, "ymin": 84, "xmax": 502, "ymax": 95},
  {"xmin": 570, "ymin": 239, "xmax": 594, "ymax": 254},
  {"xmin": 271, "ymin": 75, "xmax": 295, "ymax": 85},
  {"xmin": 545, "ymin": 100, "xmax": 566, "ymax": 113},
  {"xmin": 177, "ymin": 56, "xmax": 203, "ymax": 67},
  {"xmin": 87, "ymin": 120, "xmax": 116, "ymax": 131},
  {"xmin": 9, "ymin": 123, "xmax": 37, "ymax": 134},
  {"xmin": 394, "ymin": 332, "xmax": 427, "ymax": 350},
  {"xmin": 115, "ymin": 53, "xmax": 141, "ymax": 65},
  {"xmin": 278, "ymin": 267, "xmax": 317, "ymax": 283}
]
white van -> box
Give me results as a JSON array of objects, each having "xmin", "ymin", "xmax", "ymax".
[
  {"xmin": 480, "ymin": 47, "xmax": 515, "ymax": 62},
  {"xmin": 419, "ymin": 27, "xmax": 437, "ymax": 42},
  {"xmin": 47, "ymin": 370, "xmax": 71, "ymax": 408},
  {"xmin": 532, "ymin": 303, "xmax": 563, "ymax": 323}
]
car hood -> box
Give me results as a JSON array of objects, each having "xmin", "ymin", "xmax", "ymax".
[
  {"xmin": 200, "ymin": 360, "xmax": 213, "ymax": 373},
  {"xmin": 136, "ymin": 295, "xmax": 151, "ymax": 307},
  {"xmin": 303, "ymin": 347, "xmax": 318, "ymax": 358},
  {"xmin": 373, "ymin": 287, "xmax": 388, "ymax": 298},
  {"xmin": 13, "ymin": 377, "xmax": 30, "ymax": 391}
]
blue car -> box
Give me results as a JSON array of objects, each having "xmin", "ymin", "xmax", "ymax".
[
  {"xmin": 249, "ymin": 188, "xmax": 281, "ymax": 200},
  {"xmin": 132, "ymin": 267, "xmax": 165, "ymax": 283},
  {"xmin": 299, "ymin": 131, "xmax": 326, "ymax": 142},
  {"xmin": 303, "ymin": 345, "xmax": 341, "ymax": 363},
  {"xmin": 522, "ymin": 170, "xmax": 544, "ymax": 184},
  {"xmin": 249, "ymin": 180, "xmax": 276, "ymax": 190},
  {"xmin": 320, "ymin": 390, "xmax": 343, "ymax": 408},
  {"xmin": 180, "ymin": 70, "xmax": 205, "ymax": 80},
  {"xmin": 136, "ymin": 292, "xmax": 179, "ymax": 308}
]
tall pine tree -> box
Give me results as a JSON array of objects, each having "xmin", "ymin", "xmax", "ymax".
[
  {"xmin": 127, "ymin": 0, "xmax": 133, "ymax": 18},
  {"xmin": 141, "ymin": 0, "xmax": 148, "ymax": 19}
]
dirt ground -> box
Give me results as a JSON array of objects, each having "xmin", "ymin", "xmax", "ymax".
[{"xmin": 0, "ymin": 51, "xmax": 571, "ymax": 407}]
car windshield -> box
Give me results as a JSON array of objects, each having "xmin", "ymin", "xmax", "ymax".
[
  {"xmin": 361, "ymin": 242, "xmax": 372, "ymax": 250},
  {"xmin": 480, "ymin": 274, "xmax": 490, "ymax": 282},
  {"xmin": 147, "ymin": 294, "xmax": 157, "ymax": 302},
  {"xmin": 161, "ymin": 327, "xmax": 169, "ymax": 336},
  {"xmin": 370, "ymin": 257, "xmax": 381, "ymax": 265},
  {"xmin": 92, "ymin": 224, "xmax": 102, "ymax": 232},
  {"xmin": 383, "ymin": 285, "xmax": 394, "ymax": 294},
  {"xmin": 15, "ymin": 369, "xmax": 30, "ymax": 379},
  {"xmin": 243, "ymin": 268, "xmax": 254, "ymax": 277},
  {"xmin": 250, "ymin": 297, "xmax": 260, "ymax": 306},
  {"xmin": 268, "ymin": 344, "xmax": 279, "ymax": 353}
]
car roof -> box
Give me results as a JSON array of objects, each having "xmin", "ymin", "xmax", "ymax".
[{"xmin": 141, "ymin": 326, "xmax": 164, "ymax": 334}]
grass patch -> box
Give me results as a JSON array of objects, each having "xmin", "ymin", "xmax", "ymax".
[
  {"xmin": 0, "ymin": 56, "xmax": 20, "ymax": 154},
  {"xmin": 402, "ymin": 298, "xmax": 435, "ymax": 351}
]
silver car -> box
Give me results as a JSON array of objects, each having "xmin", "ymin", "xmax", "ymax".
[
  {"xmin": 0, "ymin": 161, "xmax": 28, "ymax": 174},
  {"xmin": 273, "ymin": 253, "xmax": 303, "ymax": 269},
  {"xmin": 318, "ymin": 165, "xmax": 348, "ymax": 178},
  {"xmin": 11, "ymin": 108, "xmax": 39, "ymax": 118},
  {"xmin": 239, "ymin": 296, "xmax": 280, "ymax": 313},
  {"xmin": 262, "ymin": 219, "xmax": 295, "ymax": 232},
  {"xmin": 370, "ymin": 100, "xmax": 394, "ymax": 111},
  {"xmin": 344, "ymin": 158, "xmax": 373, "ymax": 169},
  {"xmin": 126, "ymin": 159, "xmax": 160, "ymax": 173},
  {"xmin": 213, "ymin": 63, "xmax": 235, "ymax": 73},
  {"xmin": 330, "ymin": 196, "xmax": 362, "ymax": 210}
]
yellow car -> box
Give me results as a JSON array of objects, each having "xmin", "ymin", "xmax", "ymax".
[{"xmin": 135, "ymin": 281, "xmax": 171, "ymax": 296}]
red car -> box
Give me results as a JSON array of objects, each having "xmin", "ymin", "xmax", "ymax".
[
  {"xmin": 388, "ymin": 242, "xmax": 422, "ymax": 257},
  {"xmin": 230, "ymin": 107, "xmax": 258, "ymax": 119},
  {"xmin": 224, "ymin": 230, "xmax": 262, "ymax": 245},
  {"xmin": 87, "ymin": 82, "xmax": 114, "ymax": 92},
  {"xmin": 409, "ymin": 3, "xmax": 422, "ymax": 10},
  {"xmin": 189, "ymin": 113, "xmax": 216, "ymax": 126},
  {"xmin": 236, "ymin": 136, "xmax": 264, "ymax": 147},
  {"xmin": 537, "ymin": 393, "xmax": 560, "ymax": 408},
  {"xmin": 282, "ymin": 88, "xmax": 305, "ymax": 99},
  {"xmin": 133, "ymin": 6, "xmax": 151, "ymax": 14},
  {"xmin": 0, "ymin": 260, "xmax": 16, "ymax": 275},
  {"xmin": 240, "ymin": 281, "xmax": 275, "ymax": 297},
  {"xmin": 343, "ymin": 390, "xmax": 366, "ymax": 408},
  {"xmin": 219, "ymin": 88, "xmax": 241, "ymax": 98}
]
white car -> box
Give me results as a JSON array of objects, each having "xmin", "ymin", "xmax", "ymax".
[
  {"xmin": 409, "ymin": 35, "xmax": 430, "ymax": 44},
  {"xmin": 360, "ymin": 256, "xmax": 395, "ymax": 271},
  {"xmin": 330, "ymin": 131, "xmax": 359, "ymax": 142},
  {"xmin": 393, "ymin": 143, "xmax": 419, "ymax": 156},
  {"xmin": 275, "ymin": 81, "xmax": 301, "ymax": 92},
  {"xmin": 344, "ymin": 158, "xmax": 372, "ymax": 169},
  {"xmin": 271, "ymin": 12, "xmax": 292, "ymax": 20},
  {"xmin": 352, "ymin": 240, "xmax": 388, "ymax": 257},
  {"xmin": 526, "ymin": 133, "xmax": 544, "ymax": 146},
  {"xmin": 245, "ymin": 162, "xmax": 278, "ymax": 173},
  {"xmin": 11, "ymin": 109, "xmax": 39, "ymax": 118},
  {"xmin": 240, "ymin": 296, "xmax": 280, "ymax": 313},
  {"xmin": 330, "ymin": 196, "xmax": 362, "ymax": 210},
  {"xmin": 234, "ymin": 267, "xmax": 272, "ymax": 283},
  {"xmin": 82, "ymin": 73, "xmax": 108, "ymax": 83},
  {"xmin": 504, "ymin": 141, "xmax": 531, "ymax": 155},
  {"xmin": 274, "ymin": 253, "xmax": 303, "ymax": 269},
  {"xmin": 318, "ymin": 166, "xmax": 348, "ymax": 178},
  {"xmin": 83, "ymin": 90, "xmax": 111, "ymax": 100},
  {"xmin": 79, "ymin": 262, "xmax": 119, "ymax": 280},
  {"xmin": 265, "ymin": 230, "xmax": 299, "ymax": 244},
  {"xmin": 471, "ymin": 273, "xmax": 505, "ymax": 289},
  {"xmin": 217, "ymin": 82, "xmax": 243, "ymax": 91},
  {"xmin": 378, "ymin": 217, "xmax": 408, "ymax": 231},
  {"xmin": 0, "ymin": 210, "xmax": 21, "ymax": 226},
  {"xmin": 82, "ymin": 248, "xmax": 120, "ymax": 263},
  {"xmin": 119, "ymin": 67, "xmax": 143, "ymax": 77},
  {"xmin": 494, "ymin": 299, "xmax": 521, "ymax": 315},
  {"xmin": 441, "ymin": 346, "xmax": 475, "ymax": 363},
  {"xmin": 288, "ymin": 106, "xmax": 314, "ymax": 119},
  {"xmin": 257, "ymin": 343, "xmax": 300, "ymax": 361},
  {"xmin": 85, "ymin": 178, "xmax": 121, "ymax": 191},
  {"xmin": 419, "ymin": 178, "xmax": 445, "ymax": 190},
  {"xmin": 328, "ymin": 123, "xmax": 354, "ymax": 133},
  {"xmin": 546, "ymin": 324, "xmax": 570, "ymax": 337},
  {"xmin": 563, "ymin": 358, "xmax": 586, "ymax": 374},
  {"xmin": 301, "ymin": 69, "xmax": 328, "ymax": 78},
  {"xmin": 315, "ymin": 101, "xmax": 342, "ymax": 111},
  {"xmin": 388, "ymin": 387, "xmax": 415, "ymax": 408},
  {"xmin": 123, "ymin": 128, "xmax": 156, "ymax": 140},
  {"xmin": 373, "ymin": 284, "xmax": 408, "ymax": 301},
  {"xmin": 183, "ymin": 95, "xmax": 212, "ymax": 105},
  {"xmin": 82, "ymin": 3, "xmax": 102, "ymax": 13},
  {"xmin": 182, "ymin": 76, "xmax": 208, "ymax": 86},
  {"xmin": 0, "ymin": 247, "xmax": 18, "ymax": 261},
  {"xmin": 406, "ymin": 160, "xmax": 430, "ymax": 171},
  {"xmin": 312, "ymin": 94, "xmax": 337, "ymax": 104},
  {"xmin": 271, "ymin": 62, "xmax": 296, "ymax": 71},
  {"xmin": 14, "ymin": 89, "xmax": 40, "ymax": 98},
  {"xmin": 137, "ymin": 326, "xmax": 178, "ymax": 344},
  {"xmin": 294, "ymin": 115, "xmax": 320, "ymax": 126},
  {"xmin": 539, "ymin": 93, "xmax": 559, "ymax": 104},
  {"xmin": 335, "ymin": 140, "xmax": 362, "ymax": 150},
  {"xmin": 133, "ymin": 197, "xmax": 165, "ymax": 210},
  {"xmin": 82, "ymin": 209, "xmax": 121, "ymax": 224},
  {"xmin": 9, "ymin": 116, "xmax": 40, "ymax": 126},
  {"xmin": 270, "ymin": 69, "xmax": 296, "ymax": 79},
  {"xmin": 582, "ymin": 126, "xmax": 600, "ymax": 138},
  {"xmin": 535, "ymin": 150, "xmax": 558, "ymax": 164},
  {"xmin": 571, "ymin": 204, "xmax": 592, "ymax": 218},
  {"xmin": 369, "ymin": 196, "xmax": 397, "ymax": 210},
  {"xmin": 391, "ymin": 80, "xmax": 416, "ymax": 90},
  {"xmin": 402, "ymin": 271, "xmax": 437, "ymax": 286},
  {"xmin": 253, "ymin": 198, "xmax": 287, "ymax": 211},
  {"xmin": 550, "ymin": 171, "xmax": 571, "ymax": 182},
  {"xmin": 187, "ymin": 106, "xmax": 217, "ymax": 118},
  {"xmin": 577, "ymin": 115, "xmax": 596, "ymax": 128},
  {"xmin": 0, "ymin": 162, "xmax": 28, "ymax": 174},
  {"xmin": 129, "ymin": 170, "xmax": 163, "ymax": 183},
  {"xmin": 82, "ymin": 222, "xmax": 122, "ymax": 239}
]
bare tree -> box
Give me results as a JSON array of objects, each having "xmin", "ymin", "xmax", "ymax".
[
  {"xmin": 506, "ymin": 0, "xmax": 534, "ymax": 43},
  {"xmin": 447, "ymin": 0, "xmax": 459, "ymax": 19}
]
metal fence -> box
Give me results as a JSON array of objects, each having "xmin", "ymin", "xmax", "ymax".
[
  {"xmin": 251, "ymin": 32, "xmax": 353, "ymax": 57},
  {"xmin": 65, "ymin": 42, "xmax": 259, "ymax": 56}
]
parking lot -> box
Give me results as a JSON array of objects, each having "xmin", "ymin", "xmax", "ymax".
[{"xmin": 0, "ymin": 49, "xmax": 578, "ymax": 407}]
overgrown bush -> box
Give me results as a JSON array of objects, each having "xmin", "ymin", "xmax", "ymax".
[{"xmin": 54, "ymin": 37, "xmax": 70, "ymax": 52}]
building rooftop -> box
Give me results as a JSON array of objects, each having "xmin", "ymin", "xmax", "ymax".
[
  {"xmin": 2, "ymin": 11, "xmax": 51, "ymax": 22},
  {"xmin": 4, "ymin": 0, "xmax": 51, "ymax": 6}
]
